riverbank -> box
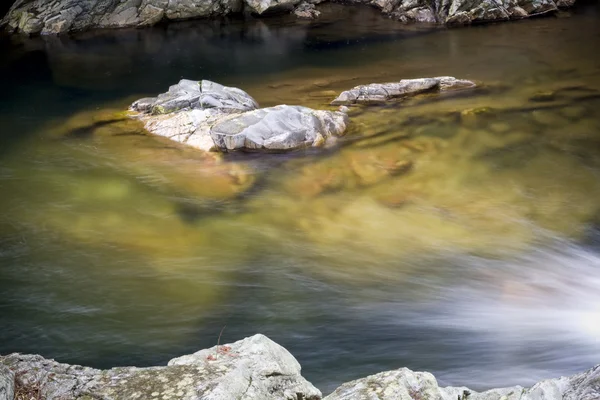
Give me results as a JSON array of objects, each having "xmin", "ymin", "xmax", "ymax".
[
  {"xmin": 1, "ymin": 335, "xmax": 598, "ymax": 399},
  {"xmin": 1, "ymin": 0, "xmax": 579, "ymax": 36}
]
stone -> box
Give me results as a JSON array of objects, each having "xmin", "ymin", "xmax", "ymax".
[
  {"xmin": 0, "ymin": 334, "xmax": 321, "ymax": 400},
  {"xmin": 324, "ymin": 365, "xmax": 600, "ymax": 400},
  {"xmin": 331, "ymin": 76, "xmax": 476, "ymax": 105},
  {"xmin": 0, "ymin": 364, "xmax": 14, "ymax": 400},
  {"xmin": 294, "ymin": 1, "xmax": 321, "ymax": 19},
  {"xmin": 131, "ymin": 80, "xmax": 348, "ymax": 152},
  {"xmin": 210, "ymin": 105, "xmax": 348, "ymax": 151},
  {"xmin": 1, "ymin": 0, "xmax": 574, "ymax": 35},
  {"xmin": 245, "ymin": 0, "xmax": 303, "ymax": 14},
  {"xmin": 131, "ymin": 79, "xmax": 259, "ymax": 115}
]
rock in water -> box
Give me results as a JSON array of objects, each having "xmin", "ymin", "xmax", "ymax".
[
  {"xmin": 0, "ymin": 334, "xmax": 322, "ymax": 400},
  {"xmin": 0, "ymin": 365, "xmax": 14, "ymax": 400},
  {"xmin": 294, "ymin": 2, "xmax": 321, "ymax": 19},
  {"xmin": 210, "ymin": 105, "xmax": 348, "ymax": 151},
  {"xmin": 131, "ymin": 79, "xmax": 259, "ymax": 115},
  {"xmin": 324, "ymin": 365, "xmax": 600, "ymax": 400},
  {"xmin": 331, "ymin": 76, "xmax": 476, "ymax": 105},
  {"xmin": 130, "ymin": 79, "xmax": 348, "ymax": 152}
]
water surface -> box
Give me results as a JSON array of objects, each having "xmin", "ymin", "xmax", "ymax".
[{"xmin": 1, "ymin": 4, "xmax": 600, "ymax": 394}]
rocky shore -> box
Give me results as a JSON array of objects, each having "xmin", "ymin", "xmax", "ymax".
[
  {"xmin": 2, "ymin": 0, "xmax": 578, "ymax": 36},
  {"xmin": 1, "ymin": 334, "xmax": 597, "ymax": 399}
]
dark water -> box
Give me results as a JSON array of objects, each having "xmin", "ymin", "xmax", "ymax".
[{"xmin": 1, "ymin": 3, "xmax": 600, "ymax": 394}]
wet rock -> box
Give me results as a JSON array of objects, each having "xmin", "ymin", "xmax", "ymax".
[
  {"xmin": 0, "ymin": 364, "xmax": 14, "ymax": 400},
  {"xmin": 2, "ymin": 0, "xmax": 574, "ymax": 35},
  {"xmin": 460, "ymin": 106, "xmax": 494, "ymax": 127},
  {"xmin": 331, "ymin": 76, "xmax": 476, "ymax": 105},
  {"xmin": 131, "ymin": 80, "xmax": 348, "ymax": 152},
  {"xmin": 1, "ymin": 334, "xmax": 321, "ymax": 400},
  {"xmin": 246, "ymin": 0, "xmax": 303, "ymax": 14},
  {"xmin": 529, "ymin": 91, "xmax": 557, "ymax": 102},
  {"xmin": 211, "ymin": 105, "xmax": 348, "ymax": 151},
  {"xmin": 294, "ymin": 2, "xmax": 321, "ymax": 18},
  {"xmin": 324, "ymin": 364, "xmax": 600, "ymax": 400},
  {"xmin": 131, "ymin": 79, "xmax": 259, "ymax": 115}
]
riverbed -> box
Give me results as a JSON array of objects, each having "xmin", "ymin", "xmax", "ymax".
[{"xmin": 1, "ymin": 3, "xmax": 599, "ymax": 394}]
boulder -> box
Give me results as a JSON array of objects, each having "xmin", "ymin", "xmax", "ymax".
[
  {"xmin": 245, "ymin": 0, "xmax": 304, "ymax": 14},
  {"xmin": 131, "ymin": 79, "xmax": 259, "ymax": 115},
  {"xmin": 331, "ymin": 76, "xmax": 476, "ymax": 105},
  {"xmin": 0, "ymin": 365, "xmax": 14, "ymax": 400},
  {"xmin": 324, "ymin": 365, "xmax": 600, "ymax": 400},
  {"xmin": 131, "ymin": 80, "xmax": 349, "ymax": 152},
  {"xmin": 0, "ymin": 334, "xmax": 322, "ymax": 400},
  {"xmin": 294, "ymin": 2, "xmax": 321, "ymax": 18},
  {"xmin": 210, "ymin": 105, "xmax": 348, "ymax": 151}
]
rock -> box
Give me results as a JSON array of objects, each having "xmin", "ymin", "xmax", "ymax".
[
  {"xmin": 0, "ymin": 334, "xmax": 322, "ymax": 400},
  {"xmin": 0, "ymin": 364, "xmax": 14, "ymax": 400},
  {"xmin": 2, "ymin": 0, "xmax": 574, "ymax": 35},
  {"xmin": 131, "ymin": 80, "xmax": 348, "ymax": 152},
  {"xmin": 210, "ymin": 105, "xmax": 348, "ymax": 151},
  {"xmin": 324, "ymin": 365, "xmax": 600, "ymax": 400},
  {"xmin": 294, "ymin": 1, "xmax": 321, "ymax": 19},
  {"xmin": 131, "ymin": 79, "xmax": 259, "ymax": 115},
  {"xmin": 245, "ymin": 0, "xmax": 303, "ymax": 14},
  {"xmin": 331, "ymin": 76, "xmax": 476, "ymax": 106}
]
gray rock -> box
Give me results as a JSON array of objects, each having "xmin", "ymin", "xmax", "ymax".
[
  {"xmin": 331, "ymin": 76, "xmax": 476, "ymax": 105},
  {"xmin": 1, "ymin": 0, "xmax": 574, "ymax": 35},
  {"xmin": 131, "ymin": 79, "xmax": 259, "ymax": 115},
  {"xmin": 210, "ymin": 105, "xmax": 348, "ymax": 151},
  {"xmin": 245, "ymin": 0, "xmax": 303, "ymax": 14},
  {"xmin": 131, "ymin": 80, "xmax": 348, "ymax": 152},
  {"xmin": 294, "ymin": 1, "xmax": 321, "ymax": 18},
  {"xmin": 0, "ymin": 334, "xmax": 322, "ymax": 400},
  {"xmin": 0, "ymin": 364, "xmax": 14, "ymax": 400},
  {"xmin": 324, "ymin": 365, "xmax": 600, "ymax": 400}
]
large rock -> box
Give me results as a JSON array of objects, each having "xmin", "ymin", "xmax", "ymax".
[
  {"xmin": 131, "ymin": 79, "xmax": 348, "ymax": 152},
  {"xmin": 324, "ymin": 365, "xmax": 600, "ymax": 400},
  {"xmin": 331, "ymin": 76, "xmax": 476, "ymax": 105},
  {"xmin": 0, "ymin": 334, "xmax": 322, "ymax": 400},
  {"xmin": 210, "ymin": 105, "xmax": 348, "ymax": 151},
  {"xmin": 0, "ymin": 365, "xmax": 14, "ymax": 400}
]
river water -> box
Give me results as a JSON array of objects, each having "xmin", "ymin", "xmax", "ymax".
[{"xmin": 1, "ymin": 3, "xmax": 600, "ymax": 394}]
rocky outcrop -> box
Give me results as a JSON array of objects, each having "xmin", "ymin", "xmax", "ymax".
[
  {"xmin": 1, "ymin": 336, "xmax": 598, "ymax": 400},
  {"xmin": 130, "ymin": 79, "xmax": 349, "ymax": 152},
  {"xmin": 1, "ymin": 0, "xmax": 577, "ymax": 35},
  {"xmin": 331, "ymin": 76, "xmax": 477, "ymax": 105},
  {"xmin": 0, "ymin": 365, "xmax": 14, "ymax": 400},
  {"xmin": 0, "ymin": 334, "xmax": 322, "ymax": 400},
  {"xmin": 324, "ymin": 365, "xmax": 600, "ymax": 400}
]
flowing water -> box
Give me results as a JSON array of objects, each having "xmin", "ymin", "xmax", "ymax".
[{"xmin": 1, "ymin": 3, "xmax": 600, "ymax": 394}]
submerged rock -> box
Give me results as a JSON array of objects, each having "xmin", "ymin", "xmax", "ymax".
[
  {"xmin": 331, "ymin": 76, "xmax": 476, "ymax": 105},
  {"xmin": 0, "ymin": 334, "xmax": 322, "ymax": 400},
  {"xmin": 131, "ymin": 79, "xmax": 348, "ymax": 152},
  {"xmin": 324, "ymin": 365, "xmax": 600, "ymax": 400}
]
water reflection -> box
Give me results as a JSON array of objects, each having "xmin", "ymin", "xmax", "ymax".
[{"xmin": 1, "ymin": 3, "xmax": 600, "ymax": 395}]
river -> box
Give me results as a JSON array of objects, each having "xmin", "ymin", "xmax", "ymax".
[{"xmin": 1, "ymin": 3, "xmax": 599, "ymax": 394}]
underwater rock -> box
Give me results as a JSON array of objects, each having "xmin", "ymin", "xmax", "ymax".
[
  {"xmin": 331, "ymin": 77, "xmax": 476, "ymax": 105},
  {"xmin": 1, "ymin": 334, "xmax": 322, "ymax": 400},
  {"xmin": 131, "ymin": 80, "xmax": 348, "ymax": 152}
]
